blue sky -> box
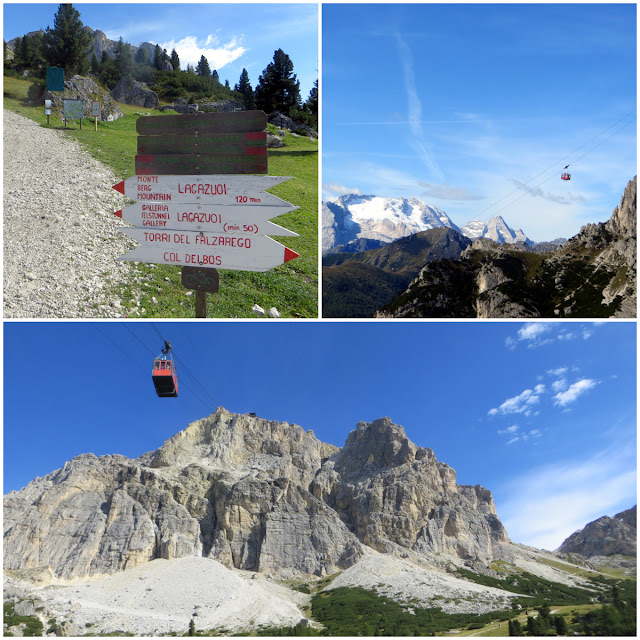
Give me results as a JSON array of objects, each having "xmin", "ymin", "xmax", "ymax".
[
  {"xmin": 3, "ymin": 3, "xmax": 318, "ymax": 99},
  {"xmin": 322, "ymin": 3, "xmax": 636, "ymax": 242},
  {"xmin": 3, "ymin": 320, "xmax": 635, "ymax": 551}
]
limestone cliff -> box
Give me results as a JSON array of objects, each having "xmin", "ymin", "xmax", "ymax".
[{"xmin": 4, "ymin": 409, "xmax": 511, "ymax": 580}]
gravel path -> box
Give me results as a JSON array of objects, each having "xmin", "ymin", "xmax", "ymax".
[{"xmin": 3, "ymin": 109, "xmax": 138, "ymax": 317}]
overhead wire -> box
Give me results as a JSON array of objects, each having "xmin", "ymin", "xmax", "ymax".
[
  {"xmin": 149, "ymin": 322, "xmax": 221, "ymax": 412},
  {"xmin": 474, "ymin": 109, "xmax": 636, "ymax": 224}
]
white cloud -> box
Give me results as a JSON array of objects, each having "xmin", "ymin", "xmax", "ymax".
[
  {"xmin": 553, "ymin": 378, "xmax": 597, "ymax": 407},
  {"xmin": 159, "ymin": 34, "xmax": 246, "ymax": 70},
  {"xmin": 489, "ymin": 385, "xmax": 545, "ymax": 417},
  {"xmin": 518, "ymin": 323, "xmax": 551, "ymax": 341},
  {"xmin": 498, "ymin": 425, "xmax": 519, "ymax": 435},
  {"xmin": 323, "ymin": 183, "xmax": 363, "ymax": 200},
  {"xmin": 552, "ymin": 378, "xmax": 568, "ymax": 393},
  {"xmin": 547, "ymin": 367, "xmax": 568, "ymax": 377},
  {"xmin": 506, "ymin": 436, "xmax": 520, "ymax": 445},
  {"xmin": 496, "ymin": 448, "xmax": 636, "ymax": 550}
]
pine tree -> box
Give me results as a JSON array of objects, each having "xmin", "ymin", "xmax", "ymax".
[
  {"xmin": 195, "ymin": 55, "xmax": 211, "ymax": 77},
  {"xmin": 188, "ymin": 618, "xmax": 196, "ymax": 636},
  {"xmin": 553, "ymin": 615, "xmax": 568, "ymax": 635},
  {"xmin": 306, "ymin": 79, "xmax": 318, "ymax": 116},
  {"xmin": 153, "ymin": 44, "xmax": 163, "ymax": 70},
  {"xmin": 211, "ymin": 69, "xmax": 219, "ymax": 82},
  {"xmin": 135, "ymin": 46, "xmax": 150, "ymax": 66},
  {"xmin": 254, "ymin": 48, "xmax": 301, "ymax": 116},
  {"xmin": 235, "ymin": 68, "xmax": 255, "ymax": 109},
  {"xmin": 42, "ymin": 4, "xmax": 92, "ymax": 74},
  {"xmin": 170, "ymin": 48, "xmax": 180, "ymax": 72},
  {"xmin": 115, "ymin": 37, "xmax": 133, "ymax": 80}
]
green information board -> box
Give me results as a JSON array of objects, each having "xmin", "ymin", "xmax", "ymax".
[
  {"xmin": 46, "ymin": 67, "xmax": 65, "ymax": 92},
  {"xmin": 63, "ymin": 99, "xmax": 83, "ymax": 120}
]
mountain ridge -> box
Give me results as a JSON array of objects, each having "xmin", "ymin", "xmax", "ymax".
[{"xmin": 4, "ymin": 408, "xmax": 512, "ymax": 581}]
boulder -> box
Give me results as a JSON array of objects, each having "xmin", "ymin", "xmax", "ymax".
[
  {"xmin": 43, "ymin": 75, "xmax": 123, "ymax": 122},
  {"xmin": 110, "ymin": 77, "xmax": 159, "ymax": 109},
  {"xmin": 268, "ymin": 111, "xmax": 317, "ymax": 137}
]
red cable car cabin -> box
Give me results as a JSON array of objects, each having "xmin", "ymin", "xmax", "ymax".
[
  {"xmin": 561, "ymin": 172, "xmax": 571, "ymax": 181},
  {"xmin": 152, "ymin": 357, "xmax": 179, "ymax": 397}
]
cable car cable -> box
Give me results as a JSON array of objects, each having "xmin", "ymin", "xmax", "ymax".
[
  {"xmin": 485, "ymin": 114, "xmax": 635, "ymax": 223},
  {"xmin": 149, "ymin": 322, "xmax": 220, "ymax": 411},
  {"xmin": 472, "ymin": 109, "xmax": 636, "ymax": 223}
]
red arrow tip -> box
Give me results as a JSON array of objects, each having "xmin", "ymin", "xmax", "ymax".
[
  {"xmin": 284, "ymin": 247, "xmax": 300, "ymax": 263},
  {"xmin": 113, "ymin": 210, "xmax": 122, "ymax": 218},
  {"xmin": 112, "ymin": 181, "xmax": 124, "ymax": 194}
]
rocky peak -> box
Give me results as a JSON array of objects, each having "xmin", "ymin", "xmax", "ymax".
[
  {"xmin": 4, "ymin": 409, "xmax": 513, "ymax": 580},
  {"xmin": 336, "ymin": 418, "xmax": 425, "ymax": 473},
  {"xmin": 606, "ymin": 176, "xmax": 636, "ymax": 238}
]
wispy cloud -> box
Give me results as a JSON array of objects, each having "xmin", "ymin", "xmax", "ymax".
[
  {"xmin": 511, "ymin": 179, "xmax": 586, "ymax": 204},
  {"xmin": 497, "ymin": 445, "xmax": 636, "ymax": 550},
  {"xmin": 554, "ymin": 378, "xmax": 598, "ymax": 407},
  {"xmin": 417, "ymin": 181, "xmax": 484, "ymax": 201},
  {"xmin": 395, "ymin": 33, "xmax": 444, "ymax": 181},
  {"xmin": 497, "ymin": 424, "xmax": 542, "ymax": 445}
]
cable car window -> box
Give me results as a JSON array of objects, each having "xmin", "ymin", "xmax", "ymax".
[{"xmin": 154, "ymin": 361, "xmax": 159, "ymax": 369}]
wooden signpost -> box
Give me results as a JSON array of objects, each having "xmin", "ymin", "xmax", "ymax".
[
  {"xmin": 117, "ymin": 229, "xmax": 299, "ymax": 272},
  {"xmin": 112, "ymin": 110, "xmax": 299, "ymax": 317},
  {"xmin": 112, "ymin": 174, "xmax": 291, "ymax": 206},
  {"xmin": 113, "ymin": 202, "xmax": 299, "ymax": 237}
]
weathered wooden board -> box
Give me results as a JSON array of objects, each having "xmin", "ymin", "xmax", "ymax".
[
  {"xmin": 136, "ymin": 110, "xmax": 267, "ymax": 136},
  {"xmin": 137, "ymin": 132, "xmax": 266, "ymax": 155},
  {"xmin": 135, "ymin": 153, "xmax": 267, "ymax": 175},
  {"xmin": 113, "ymin": 174, "xmax": 292, "ymax": 206},
  {"xmin": 114, "ymin": 202, "xmax": 299, "ymax": 236},
  {"xmin": 118, "ymin": 228, "xmax": 299, "ymax": 272},
  {"xmin": 181, "ymin": 266, "xmax": 220, "ymax": 292}
]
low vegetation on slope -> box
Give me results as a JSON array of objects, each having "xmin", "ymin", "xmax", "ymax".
[{"xmin": 3, "ymin": 76, "xmax": 317, "ymax": 318}]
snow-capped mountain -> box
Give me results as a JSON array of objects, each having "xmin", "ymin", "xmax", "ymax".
[
  {"xmin": 461, "ymin": 216, "xmax": 533, "ymax": 245},
  {"xmin": 322, "ymin": 195, "xmax": 460, "ymax": 253}
]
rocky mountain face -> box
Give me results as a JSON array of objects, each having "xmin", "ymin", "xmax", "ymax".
[
  {"xmin": 322, "ymin": 195, "xmax": 460, "ymax": 253},
  {"xmin": 322, "ymin": 228, "xmax": 471, "ymax": 317},
  {"xmin": 557, "ymin": 506, "xmax": 636, "ymax": 558},
  {"xmin": 376, "ymin": 177, "xmax": 637, "ymax": 318},
  {"xmin": 461, "ymin": 216, "xmax": 533, "ymax": 245},
  {"xmin": 4, "ymin": 409, "xmax": 512, "ymax": 581}
]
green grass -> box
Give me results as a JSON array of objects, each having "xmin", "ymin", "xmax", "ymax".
[{"xmin": 4, "ymin": 75, "xmax": 318, "ymax": 318}]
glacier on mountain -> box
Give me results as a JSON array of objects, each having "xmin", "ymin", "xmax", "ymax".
[{"xmin": 322, "ymin": 194, "xmax": 460, "ymax": 253}]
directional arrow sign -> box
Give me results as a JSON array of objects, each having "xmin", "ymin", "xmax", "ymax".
[
  {"xmin": 117, "ymin": 228, "xmax": 299, "ymax": 272},
  {"xmin": 114, "ymin": 202, "xmax": 299, "ymax": 237},
  {"xmin": 112, "ymin": 174, "xmax": 291, "ymax": 206}
]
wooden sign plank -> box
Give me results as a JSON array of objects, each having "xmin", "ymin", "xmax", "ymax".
[
  {"xmin": 137, "ymin": 132, "xmax": 266, "ymax": 155},
  {"xmin": 181, "ymin": 266, "xmax": 220, "ymax": 292},
  {"xmin": 136, "ymin": 110, "xmax": 267, "ymax": 136},
  {"xmin": 114, "ymin": 202, "xmax": 299, "ymax": 237},
  {"xmin": 117, "ymin": 228, "xmax": 299, "ymax": 272},
  {"xmin": 135, "ymin": 153, "xmax": 267, "ymax": 176},
  {"xmin": 113, "ymin": 174, "xmax": 291, "ymax": 206}
]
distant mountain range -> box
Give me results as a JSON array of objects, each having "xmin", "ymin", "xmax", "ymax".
[
  {"xmin": 322, "ymin": 194, "xmax": 535, "ymax": 254},
  {"xmin": 375, "ymin": 177, "xmax": 636, "ymax": 318}
]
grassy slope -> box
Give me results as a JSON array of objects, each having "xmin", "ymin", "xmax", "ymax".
[{"xmin": 3, "ymin": 76, "xmax": 318, "ymax": 318}]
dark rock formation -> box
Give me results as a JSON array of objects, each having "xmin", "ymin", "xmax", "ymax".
[
  {"xmin": 110, "ymin": 77, "xmax": 159, "ymax": 109},
  {"xmin": 376, "ymin": 177, "xmax": 637, "ymax": 318}
]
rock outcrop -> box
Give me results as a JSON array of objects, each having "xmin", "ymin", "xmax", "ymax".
[
  {"xmin": 43, "ymin": 75, "xmax": 123, "ymax": 122},
  {"xmin": 557, "ymin": 506, "xmax": 636, "ymax": 558},
  {"xmin": 4, "ymin": 409, "xmax": 511, "ymax": 580},
  {"xmin": 376, "ymin": 177, "xmax": 637, "ymax": 318},
  {"xmin": 110, "ymin": 77, "xmax": 159, "ymax": 109}
]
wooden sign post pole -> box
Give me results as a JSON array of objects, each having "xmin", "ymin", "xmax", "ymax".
[{"xmin": 195, "ymin": 291, "xmax": 207, "ymax": 318}]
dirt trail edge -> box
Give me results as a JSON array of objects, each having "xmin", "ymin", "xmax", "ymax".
[{"xmin": 3, "ymin": 109, "xmax": 138, "ymax": 318}]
